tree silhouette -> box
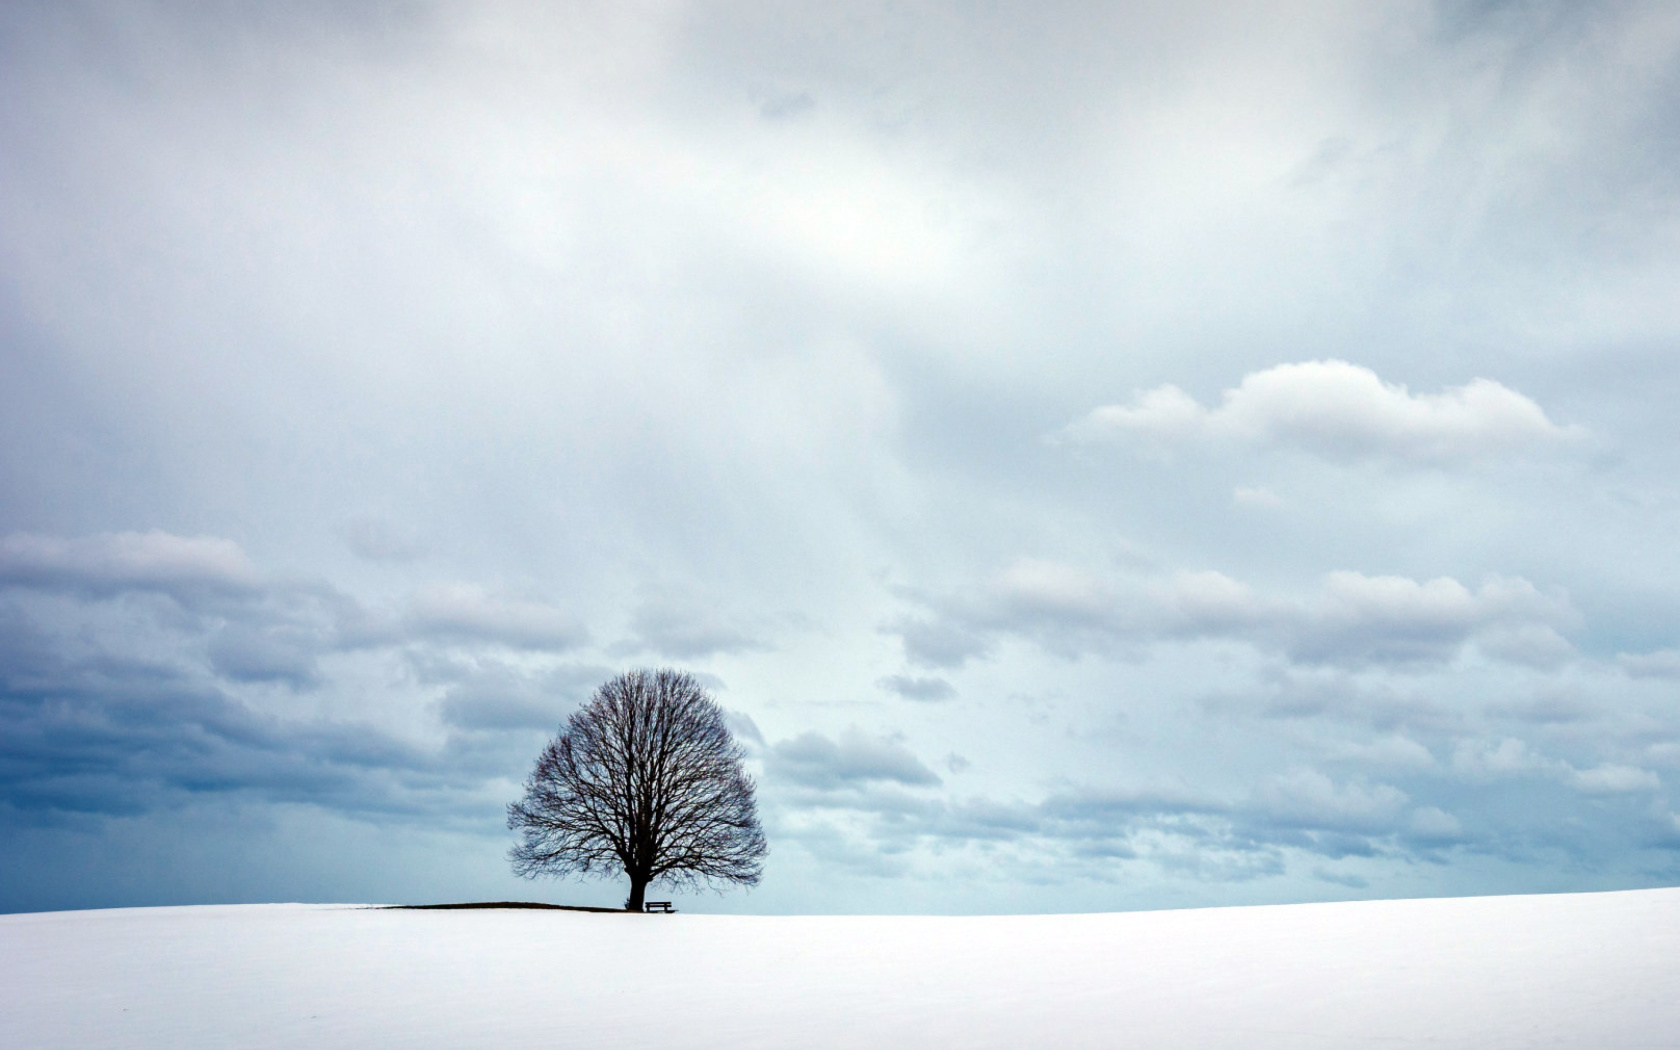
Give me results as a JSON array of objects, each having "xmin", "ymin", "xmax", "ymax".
[{"xmin": 507, "ymin": 668, "xmax": 766, "ymax": 911}]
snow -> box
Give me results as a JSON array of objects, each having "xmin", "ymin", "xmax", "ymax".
[{"xmin": 4, "ymin": 889, "xmax": 1678, "ymax": 1049}]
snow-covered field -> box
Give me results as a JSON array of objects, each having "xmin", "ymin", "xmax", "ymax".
[{"xmin": 4, "ymin": 889, "xmax": 1678, "ymax": 1049}]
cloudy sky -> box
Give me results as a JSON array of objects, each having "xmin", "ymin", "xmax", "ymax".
[{"xmin": 4, "ymin": 0, "xmax": 1680, "ymax": 915}]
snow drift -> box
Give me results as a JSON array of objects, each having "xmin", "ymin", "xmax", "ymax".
[{"xmin": 4, "ymin": 889, "xmax": 1677, "ymax": 1049}]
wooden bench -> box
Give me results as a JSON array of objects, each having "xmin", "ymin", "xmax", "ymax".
[{"xmin": 643, "ymin": 901, "xmax": 675, "ymax": 914}]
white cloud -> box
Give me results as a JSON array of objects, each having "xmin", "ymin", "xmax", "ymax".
[
  {"xmin": 1451, "ymin": 740, "xmax": 1659, "ymax": 795},
  {"xmin": 1148, "ymin": 569, "xmax": 1575, "ymax": 666},
  {"xmin": 1291, "ymin": 572, "xmax": 1578, "ymax": 666},
  {"xmin": 1452, "ymin": 737, "xmax": 1559, "ymax": 779},
  {"xmin": 1317, "ymin": 572, "xmax": 1481, "ymax": 627},
  {"xmin": 994, "ymin": 559, "xmax": 1112, "ymax": 620},
  {"xmin": 1253, "ymin": 768, "xmax": 1408, "ymax": 831},
  {"xmin": 1060, "ymin": 360, "xmax": 1582, "ymax": 463},
  {"xmin": 1569, "ymin": 764, "xmax": 1661, "ymax": 794},
  {"xmin": 1407, "ymin": 806, "xmax": 1464, "ymax": 841},
  {"xmin": 0, "ymin": 530, "xmax": 261, "ymax": 595},
  {"xmin": 1151, "ymin": 570, "xmax": 1275, "ymax": 635},
  {"xmin": 1328, "ymin": 736, "xmax": 1437, "ymax": 769}
]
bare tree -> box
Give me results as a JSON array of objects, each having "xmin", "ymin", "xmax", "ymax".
[{"xmin": 507, "ymin": 668, "xmax": 767, "ymax": 911}]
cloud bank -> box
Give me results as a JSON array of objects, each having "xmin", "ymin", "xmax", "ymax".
[
  {"xmin": 893, "ymin": 560, "xmax": 1578, "ymax": 669},
  {"xmin": 4, "ymin": 1, "xmax": 1680, "ymax": 914}
]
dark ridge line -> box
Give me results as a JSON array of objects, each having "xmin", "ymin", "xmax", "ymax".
[{"xmin": 383, "ymin": 901, "xmax": 628, "ymax": 914}]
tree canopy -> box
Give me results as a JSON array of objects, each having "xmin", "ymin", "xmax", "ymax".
[{"xmin": 507, "ymin": 668, "xmax": 766, "ymax": 911}]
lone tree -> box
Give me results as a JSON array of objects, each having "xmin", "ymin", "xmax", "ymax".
[{"xmin": 507, "ymin": 668, "xmax": 767, "ymax": 911}]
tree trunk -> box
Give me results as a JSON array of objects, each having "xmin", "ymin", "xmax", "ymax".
[{"xmin": 626, "ymin": 874, "xmax": 648, "ymax": 912}]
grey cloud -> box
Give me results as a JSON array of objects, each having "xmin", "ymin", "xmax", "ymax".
[
  {"xmin": 767, "ymin": 729, "xmax": 942, "ymax": 790},
  {"xmin": 405, "ymin": 585, "xmax": 587, "ymax": 652},
  {"xmin": 1449, "ymin": 737, "xmax": 1663, "ymax": 798},
  {"xmin": 1404, "ymin": 806, "xmax": 1467, "ymax": 847},
  {"xmin": 877, "ymin": 674, "xmax": 956, "ymax": 702},
  {"xmin": 619, "ymin": 598, "xmax": 767, "ymax": 659},
  {"xmin": 785, "ymin": 781, "xmax": 1302, "ymax": 883},
  {"xmin": 920, "ymin": 796, "xmax": 1042, "ymax": 841},
  {"xmin": 1312, "ymin": 867, "xmax": 1371, "ymax": 889},
  {"xmin": 1473, "ymin": 624, "xmax": 1577, "ymax": 669},
  {"xmin": 1483, "ymin": 690, "xmax": 1598, "ymax": 725},
  {"xmin": 1618, "ymin": 649, "xmax": 1680, "ymax": 678},
  {"xmin": 688, "ymin": 670, "xmax": 729, "ymax": 693},
  {"xmin": 888, "ymin": 618, "xmax": 990, "ymax": 669},
  {"xmin": 984, "ymin": 560, "xmax": 1120, "ymax": 657},
  {"xmin": 1250, "ymin": 769, "xmax": 1409, "ymax": 835},
  {"xmin": 1234, "ymin": 670, "xmax": 1461, "ymax": 734},
  {"xmin": 1452, "ymin": 737, "xmax": 1565, "ymax": 780},
  {"xmin": 437, "ymin": 692, "xmax": 568, "ymax": 733},
  {"xmin": 1, "ymin": 533, "xmax": 598, "ymax": 676},
  {"xmin": 1036, "ymin": 785, "xmax": 1228, "ymax": 825},
  {"xmin": 5, "ymin": 0, "xmax": 1680, "ymax": 912},
  {"xmin": 770, "ymin": 821, "xmax": 917, "ymax": 880},
  {"xmin": 0, "ymin": 537, "xmax": 614, "ymax": 837},
  {"xmin": 427, "ymin": 659, "xmax": 611, "ymax": 732},
  {"xmin": 4, "ymin": 533, "xmax": 389, "ymax": 672},
  {"xmin": 206, "ymin": 625, "xmax": 322, "ymax": 689},
  {"xmin": 774, "ymin": 745, "xmax": 1675, "ymax": 884},
  {"xmin": 0, "ymin": 653, "xmax": 471, "ymax": 826},
  {"xmin": 757, "ymin": 88, "xmax": 816, "ymax": 121},
  {"xmin": 340, "ymin": 516, "xmax": 427, "ymax": 563},
  {"xmin": 1283, "ymin": 573, "xmax": 1579, "ymax": 667},
  {"xmin": 893, "ymin": 563, "xmax": 1580, "ymax": 671},
  {"xmin": 1153, "ymin": 570, "xmax": 1581, "ymax": 668},
  {"xmin": 724, "ymin": 708, "xmax": 765, "ymax": 749}
]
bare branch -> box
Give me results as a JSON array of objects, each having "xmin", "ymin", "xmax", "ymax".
[{"xmin": 507, "ymin": 668, "xmax": 767, "ymax": 910}]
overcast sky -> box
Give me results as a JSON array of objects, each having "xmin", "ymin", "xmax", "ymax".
[{"xmin": 4, "ymin": 0, "xmax": 1680, "ymax": 915}]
